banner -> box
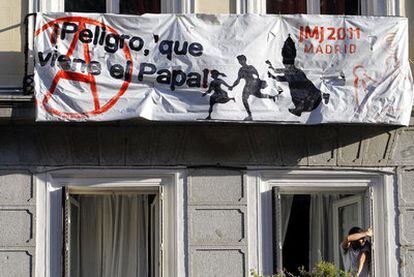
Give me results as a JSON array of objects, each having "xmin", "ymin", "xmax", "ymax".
[{"xmin": 34, "ymin": 13, "xmax": 413, "ymax": 124}]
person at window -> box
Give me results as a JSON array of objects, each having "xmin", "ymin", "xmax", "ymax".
[{"xmin": 341, "ymin": 227, "xmax": 372, "ymax": 277}]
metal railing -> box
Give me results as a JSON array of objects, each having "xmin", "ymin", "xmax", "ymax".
[{"xmin": 23, "ymin": 13, "xmax": 37, "ymax": 95}]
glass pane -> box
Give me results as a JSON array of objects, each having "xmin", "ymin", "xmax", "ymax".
[
  {"xmin": 338, "ymin": 202, "xmax": 359, "ymax": 269},
  {"xmin": 120, "ymin": 0, "xmax": 161, "ymax": 14},
  {"xmin": 320, "ymin": 0, "xmax": 360, "ymax": 15},
  {"xmin": 76, "ymin": 194, "xmax": 155, "ymax": 276},
  {"xmin": 267, "ymin": 0, "xmax": 307, "ymax": 14},
  {"xmin": 195, "ymin": 0, "xmax": 237, "ymax": 13},
  {"xmin": 65, "ymin": 0, "xmax": 106, "ymax": 13}
]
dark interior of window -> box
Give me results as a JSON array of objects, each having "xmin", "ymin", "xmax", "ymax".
[
  {"xmin": 120, "ymin": 0, "xmax": 161, "ymax": 14},
  {"xmin": 266, "ymin": 0, "xmax": 307, "ymax": 14},
  {"xmin": 282, "ymin": 195, "xmax": 310, "ymax": 275},
  {"xmin": 320, "ymin": 0, "xmax": 360, "ymax": 15},
  {"xmin": 65, "ymin": 0, "xmax": 106, "ymax": 13}
]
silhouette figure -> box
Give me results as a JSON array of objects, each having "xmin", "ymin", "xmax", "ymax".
[
  {"xmin": 202, "ymin": 69, "xmax": 235, "ymax": 120},
  {"xmin": 231, "ymin": 55, "xmax": 276, "ymax": 120},
  {"xmin": 267, "ymin": 35, "xmax": 330, "ymax": 117}
]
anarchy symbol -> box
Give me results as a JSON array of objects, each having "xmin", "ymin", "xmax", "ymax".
[{"xmin": 35, "ymin": 16, "xmax": 133, "ymax": 119}]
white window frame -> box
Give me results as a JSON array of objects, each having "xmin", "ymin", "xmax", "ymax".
[
  {"xmin": 246, "ymin": 169, "xmax": 398, "ymax": 276},
  {"xmin": 35, "ymin": 168, "xmax": 186, "ymax": 277},
  {"xmin": 332, "ymin": 194, "xmax": 364, "ymax": 268}
]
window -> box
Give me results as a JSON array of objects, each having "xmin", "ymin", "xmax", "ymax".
[
  {"xmin": 265, "ymin": 0, "xmax": 361, "ymax": 15},
  {"xmin": 273, "ymin": 190, "xmax": 369, "ymax": 275},
  {"xmin": 64, "ymin": 190, "xmax": 160, "ymax": 277},
  {"xmin": 40, "ymin": 0, "xmax": 162, "ymax": 13},
  {"xmin": 320, "ymin": 0, "xmax": 360, "ymax": 15},
  {"xmin": 65, "ymin": 0, "xmax": 106, "ymax": 13},
  {"xmin": 120, "ymin": 0, "xmax": 161, "ymax": 15},
  {"xmin": 35, "ymin": 169, "xmax": 185, "ymax": 277},
  {"xmin": 64, "ymin": 0, "xmax": 161, "ymax": 14},
  {"xmin": 247, "ymin": 170, "xmax": 398, "ymax": 276},
  {"xmin": 266, "ymin": 0, "xmax": 307, "ymax": 14}
]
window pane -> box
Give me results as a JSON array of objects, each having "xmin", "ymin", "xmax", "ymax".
[
  {"xmin": 76, "ymin": 194, "xmax": 155, "ymax": 276},
  {"xmin": 65, "ymin": 0, "xmax": 106, "ymax": 12},
  {"xmin": 267, "ymin": 0, "xmax": 307, "ymax": 14},
  {"xmin": 120, "ymin": 0, "xmax": 161, "ymax": 14},
  {"xmin": 320, "ymin": 0, "xmax": 360, "ymax": 15}
]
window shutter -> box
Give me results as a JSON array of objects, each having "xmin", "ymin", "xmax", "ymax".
[
  {"xmin": 272, "ymin": 187, "xmax": 283, "ymax": 274},
  {"xmin": 365, "ymin": 187, "xmax": 375, "ymax": 276},
  {"xmin": 63, "ymin": 188, "xmax": 81, "ymax": 277},
  {"xmin": 158, "ymin": 186, "xmax": 165, "ymax": 277},
  {"xmin": 63, "ymin": 186, "xmax": 69, "ymax": 277}
]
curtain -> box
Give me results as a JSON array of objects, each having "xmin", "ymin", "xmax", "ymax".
[
  {"xmin": 308, "ymin": 194, "xmax": 339, "ymax": 268},
  {"xmin": 281, "ymin": 195, "xmax": 294, "ymax": 244},
  {"xmin": 266, "ymin": 0, "xmax": 307, "ymax": 14},
  {"xmin": 150, "ymin": 195, "xmax": 159, "ymax": 277},
  {"xmin": 79, "ymin": 195, "xmax": 149, "ymax": 277}
]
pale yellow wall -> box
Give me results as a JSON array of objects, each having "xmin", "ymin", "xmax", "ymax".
[
  {"xmin": 0, "ymin": 0, "xmax": 27, "ymax": 87},
  {"xmin": 402, "ymin": 0, "xmax": 414, "ymax": 72},
  {"xmin": 194, "ymin": 0, "xmax": 237, "ymax": 13}
]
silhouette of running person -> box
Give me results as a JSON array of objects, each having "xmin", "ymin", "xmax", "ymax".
[
  {"xmin": 231, "ymin": 55, "xmax": 276, "ymax": 120},
  {"xmin": 202, "ymin": 69, "xmax": 235, "ymax": 120},
  {"xmin": 267, "ymin": 35, "xmax": 330, "ymax": 117}
]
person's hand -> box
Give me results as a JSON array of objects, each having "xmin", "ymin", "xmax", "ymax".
[{"xmin": 365, "ymin": 227, "xmax": 373, "ymax": 237}]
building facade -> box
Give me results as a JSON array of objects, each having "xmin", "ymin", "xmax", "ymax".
[{"xmin": 1, "ymin": 0, "xmax": 414, "ymax": 276}]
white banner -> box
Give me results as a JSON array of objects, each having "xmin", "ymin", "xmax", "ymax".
[{"xmin": 34, "ymin": 13, "xmax": 413, "ymax": 124}]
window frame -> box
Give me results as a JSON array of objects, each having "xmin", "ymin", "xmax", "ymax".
[
  {"xmin": 35, "ymin": 168, "xmax": 186, "ymax": 277},
  {"xmin": 246, "ymin": 169, "xmax": 398, "ymax": 276},
  {"xmin": 331, "ymin": 193, "xmax": 365, "ymax": 269}
]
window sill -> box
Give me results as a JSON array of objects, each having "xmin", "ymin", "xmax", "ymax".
[{"xmin": 0, "ymin": 88, "xmax": 34, "ymax": 103}]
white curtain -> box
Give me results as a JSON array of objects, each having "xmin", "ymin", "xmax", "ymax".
[
  {"xmin": 150, "ymin": 195, "xmax": 159, "ymax": 277},
  {"xmin": 308, "ymin": 194, "xmax": 339, "ymax": 268},
  {"xmin": 78, "ymin": 195, "xmax": 149, "ymax": 277},
  {"xmin": 281, "ymin": 195, "xmax": 294, "ymax": 244}
]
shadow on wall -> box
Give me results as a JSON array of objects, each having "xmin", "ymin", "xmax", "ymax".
[
  {"xmin": 0, "ymin": 123, "xmax": 403, "ymax": 166},
  {"xmin": 0, "ymin": 0, "xmax": 28, "ymax": 88},
  {"xmin": 174, "ymin": 124, "xmax": 401, "ymax": 166}
]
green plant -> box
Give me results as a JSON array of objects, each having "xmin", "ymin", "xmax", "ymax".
[
  {"xmin": 309, "ymin": 261, "xmax": 351, "ymax": 277},
  {"xmin": 250, "ymin": 269, "xmax": 284, "ymax": 277},
  {"xmin": 250, "ymin": 261, "xmax": 352, "ymax": 277}
]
